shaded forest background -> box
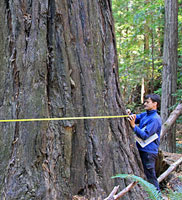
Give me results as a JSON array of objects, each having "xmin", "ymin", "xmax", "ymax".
[
  {"xmin": 113, "ymin": 0, "xmax": 182, "ymax": 153},
  {"xmin": 113, "ymin": 0, "xmax": 181, "ymax": 110}
]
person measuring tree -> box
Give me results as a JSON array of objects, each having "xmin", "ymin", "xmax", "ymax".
[{"xmin": 128, "ymin": 94, "xmax": 162, "ymax": 191}]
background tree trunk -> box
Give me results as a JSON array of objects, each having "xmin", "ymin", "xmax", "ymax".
[
  {"xmin": 0, "ymin": 1, "xmax": 145, "ymax": 199},
  {"xmin": 160, "ymin": 0, "xmax": 178, "ymax": 153},
  {"xmin": 142, "ymin": 0, "xmax": 150, "ymax": 103}
]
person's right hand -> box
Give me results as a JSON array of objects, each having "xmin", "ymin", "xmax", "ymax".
[{"xmin": 127, "ymin": 114, "xmax": 136, "ymax": 129}]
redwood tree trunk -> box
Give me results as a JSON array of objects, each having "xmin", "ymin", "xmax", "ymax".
[
  {"xmin": 160, "ymin": 0, "xmax": 178, "ymax": 152},
  {"xmin": 0, "ymin": 1, "xmax": 145, "ymax": 199}
]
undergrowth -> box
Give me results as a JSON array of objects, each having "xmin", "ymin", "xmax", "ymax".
[
  {"xmin": 112, "ymin": 174, "xmax": 182, "ymax": 200},
  {"xmin": 112, "ymin": 174, "xmax": 162, "ymax": 200}
]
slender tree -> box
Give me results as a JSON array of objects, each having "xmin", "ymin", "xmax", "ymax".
[
  {"xmin": 0, "ymin": 0, "xmax": 145, "ymax": 199},
  {"xmin": 160, "ymin": 0, "xmax": 178, "ymax": 152}
]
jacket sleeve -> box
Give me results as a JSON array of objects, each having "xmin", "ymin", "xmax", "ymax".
[
  {"xmin": 135, "ymin": 112, "xmax": 146, "ymax": 124},
  {"xmin": 133, "ymin": 118, "xmax": 159, "ymax": 140}
]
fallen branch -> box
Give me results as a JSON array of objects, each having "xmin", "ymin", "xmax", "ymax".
[
  {"xmin": 104, "ymin": 182, "xmax": 137, "ymax": 200},
  {"xmin": 157, "ymin": 156, "xmax": 182, "ymax": 183},
  {"xmin": 160, "ymin": 104, "xmax": 182, "ymax": 140},
  {"xmin": 104, "ymin": 185, "xmax": 120, "ymax": 200},
  {"xmin": 113, "ymin": 182, "xmax": 137, "ymax": 199}
]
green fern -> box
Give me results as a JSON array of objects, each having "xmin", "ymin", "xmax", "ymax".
[{"xmin": 112, "ymin": 174, "xmax": 162, "ymax": 200}]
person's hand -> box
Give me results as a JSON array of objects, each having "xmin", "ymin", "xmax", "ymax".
[{"xmin": 127, "ymin": 114, "xmax": 136, "ymax": 129}]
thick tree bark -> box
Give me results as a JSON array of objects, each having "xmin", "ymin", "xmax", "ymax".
[
  {"xmin": 160, "ymin": 0, "xmax": 178, "ymax": 152},
  {"xmin": 0, "ymin": 1, "xmax": 145, "ymax": 199}
]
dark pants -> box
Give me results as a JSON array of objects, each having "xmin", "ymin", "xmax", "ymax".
[{"xmin": 139, "ymin": 151, "xmax": 160, "ymax": 191}]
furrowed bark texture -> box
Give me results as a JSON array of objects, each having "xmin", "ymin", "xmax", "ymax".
[
  {"xmin": 0, "ymin": 1, "xmax": 145, "ymax": 199},
  {"xmin": 160, "ymin": 0, "xmax": 178, "ymax": 152}
]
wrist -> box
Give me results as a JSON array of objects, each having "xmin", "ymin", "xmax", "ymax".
[{"xmin": 132, "ymin": 124, "xmax": 135, "ymax": 129}]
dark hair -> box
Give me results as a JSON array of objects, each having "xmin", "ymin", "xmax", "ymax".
[{"xmin": 145, "ymin": 94, "xmax": 161, "ymax": 108}]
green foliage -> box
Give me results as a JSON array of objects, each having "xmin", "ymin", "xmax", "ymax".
[
  {"xmin": 165, "ymin": 187, "xmax": 182, "ymax": 200},
  {"xmin": 113, "ymin": 0, "xmax": 181, "ymax": 106},
  {"xmin": 112, "ymin": 174, "xmax": 162, "ymax": 200},
  {"xmin": 112, "ymin": 0, "xmax": 164, "ymax": 103},
  {"xmin": 154, "ymin": 88, "xmax": 162, "ymax": 96},
  {"xmin": 176, "ymin": 142, "xmax": 182, "ymax": 154}
]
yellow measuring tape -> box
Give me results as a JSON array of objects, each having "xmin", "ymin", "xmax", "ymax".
[{"xmin": 0, "ymin": 115, "xmax": 129, "ymax": 123}]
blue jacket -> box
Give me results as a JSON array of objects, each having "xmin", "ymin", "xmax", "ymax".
[{"xmin": 133, "ymin": 110, "xmax": 162, "ymax": 154}]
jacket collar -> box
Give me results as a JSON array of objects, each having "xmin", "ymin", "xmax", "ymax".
[{"xmin": 146, "ymin": 110, "xmax": 157, "ymax": 115}]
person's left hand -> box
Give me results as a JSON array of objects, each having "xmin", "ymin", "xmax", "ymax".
[
  {"xmin": 126, "ymin": 109, "xmax": 131, "ymax": 115},
  {"xmin": 127, "ymin": 114, "xmax": 136, "ymax": 128}
]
